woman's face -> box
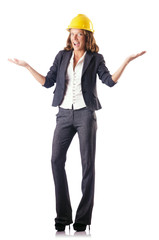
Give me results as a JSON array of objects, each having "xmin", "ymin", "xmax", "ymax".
[{"xmin": 70, "ymin": 29, "xmax": 86, "ymax": 52}]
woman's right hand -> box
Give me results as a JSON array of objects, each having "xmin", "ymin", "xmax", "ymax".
[
  {"xmin": 8, "ymin": 58, "xmax": 46, "ymax": 85},
  {"xmin": 8, "ymin": 58, "xmax": 28, "ymax": 68}
]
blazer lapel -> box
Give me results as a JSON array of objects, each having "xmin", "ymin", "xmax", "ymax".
[
  {"xmin": 58, "ymin": 50, "xmax": 73, "ymax": 89},
  {"xmin": 61, "ymin": 50, "xmax": 73, "ymax": 76},
  {"xmin": 82, "ymin": 51, "xmax": 94, "ymax": 77},
  {"xmin": 60, "ymin": 50, "xmax": 93, "ymax": 81}
]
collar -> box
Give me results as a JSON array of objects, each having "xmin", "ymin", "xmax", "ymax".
[{"xmin": 70, "ymin": 51, "xmax": 87, "ymax": 64}]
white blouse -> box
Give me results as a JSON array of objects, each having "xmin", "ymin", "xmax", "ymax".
[{"xmin": 60, "ymin": 51, "xmax": 87, "ymax": 110}]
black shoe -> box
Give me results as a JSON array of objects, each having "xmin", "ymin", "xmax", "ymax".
[
  {"xmin": 55, "ymin": 223, "xmax": 65, "ymax": 231},
  {"xmin": 73, "ymin": 223, "xmax": 86, "ymax": 231}
]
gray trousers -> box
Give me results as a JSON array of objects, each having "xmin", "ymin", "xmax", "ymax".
[{"xmin": 51, "ymin": 107, "xmax": 97, "ymax": 225}]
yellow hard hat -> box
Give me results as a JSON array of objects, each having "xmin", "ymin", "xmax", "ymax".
[{"xmin": 67, "ymin": 14, "xmax": 94, "ymax": 33}]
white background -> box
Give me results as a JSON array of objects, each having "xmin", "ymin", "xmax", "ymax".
[{"xmin": 0, "ymin": 0, "xmax": 159, "ymax": 239}]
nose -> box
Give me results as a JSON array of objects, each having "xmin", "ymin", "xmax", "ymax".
[{"xmin": 73, "ymin": 34, "xmax": 78, "ymax": 40}]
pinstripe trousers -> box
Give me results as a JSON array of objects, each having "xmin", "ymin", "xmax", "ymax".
[{"xmin": 51, "ymin": 107, "xmax": 97, "ymax": 225}]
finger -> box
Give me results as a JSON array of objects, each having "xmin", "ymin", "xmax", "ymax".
[
  {"xmin": 8, "ymin": 58, "xmax": 15, "ymax": 63},
  {"xmin": 134, "ymin": 51, "xmax": 146, "ymax": 59},
  {"xmin": 139, "ymin": 51, "xmax": 146, "ymax": 56},
  {"xmin": 14, "ymin": 58, "xmax": 19, "ymax": 63}
]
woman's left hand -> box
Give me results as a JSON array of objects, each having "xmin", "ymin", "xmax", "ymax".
[
  {"xmin": 112, "ymin": 51, "xmax": 146, "ymax": 83},
  {"xmin": 126, "ymin": 51, "xmax": 146, "ymax": 63}
]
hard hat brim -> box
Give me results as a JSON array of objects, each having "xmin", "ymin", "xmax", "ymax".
[{"xmin": 66, "ymin": 27, "xmax": 94, "ymax": 33}]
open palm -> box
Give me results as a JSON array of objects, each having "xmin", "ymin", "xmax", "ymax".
[
  {"xmin": 8, "ymin": 58, "xmax": 28, "ymax": 67},
  {"xmin": 127, "ymin": 51, "xmax": 146, "ymax": 62}
]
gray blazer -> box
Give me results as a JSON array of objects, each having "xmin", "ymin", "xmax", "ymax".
[{"xmin": 43, "ymin": 50, "xmax": 116, "ymax": 111}]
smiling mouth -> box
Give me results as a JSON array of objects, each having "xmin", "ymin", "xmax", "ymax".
[{"xmin": 73, "ymin": 42, "xmax": 80, "ymax": 47}]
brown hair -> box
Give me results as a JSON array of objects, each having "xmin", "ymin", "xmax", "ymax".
[{"xmin": 64, "ymin": 30, "xmax": 99, "ymax": 53}]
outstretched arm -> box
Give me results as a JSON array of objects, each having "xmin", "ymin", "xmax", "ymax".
[
  {"xmin": 112, "ymin": 51, "xmax": 146, "ymax": 83},
  {"xmin": 8, "ymin": 58, "xmax": 45, "ymax": 85}
]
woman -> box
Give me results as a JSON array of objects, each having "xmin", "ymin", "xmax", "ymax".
[{"xmin": 8, "ymin": 14, "xmax": 146, "ymax": 232}]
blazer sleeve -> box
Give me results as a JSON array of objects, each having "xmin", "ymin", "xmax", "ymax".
[
  {"xmin": 43, "ymin": 50, "xmax": 63, "ymax": 88},
  {"xmin": 97, "ymin": 54, "xmax": 116, "ymax": 87}
]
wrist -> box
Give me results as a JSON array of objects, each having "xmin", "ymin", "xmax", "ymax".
[
  {"xmin": 124, "ymin": 58, "xmax": 130, "ymax": 65},
  {"xmin": 26, "ymin": 64, "xmax": 30, "ymax": 70}
]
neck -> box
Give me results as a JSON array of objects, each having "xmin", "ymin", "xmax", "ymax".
[{"xmin": 74, "ymin": 50, "xmax": 85, "ymax": 59}]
